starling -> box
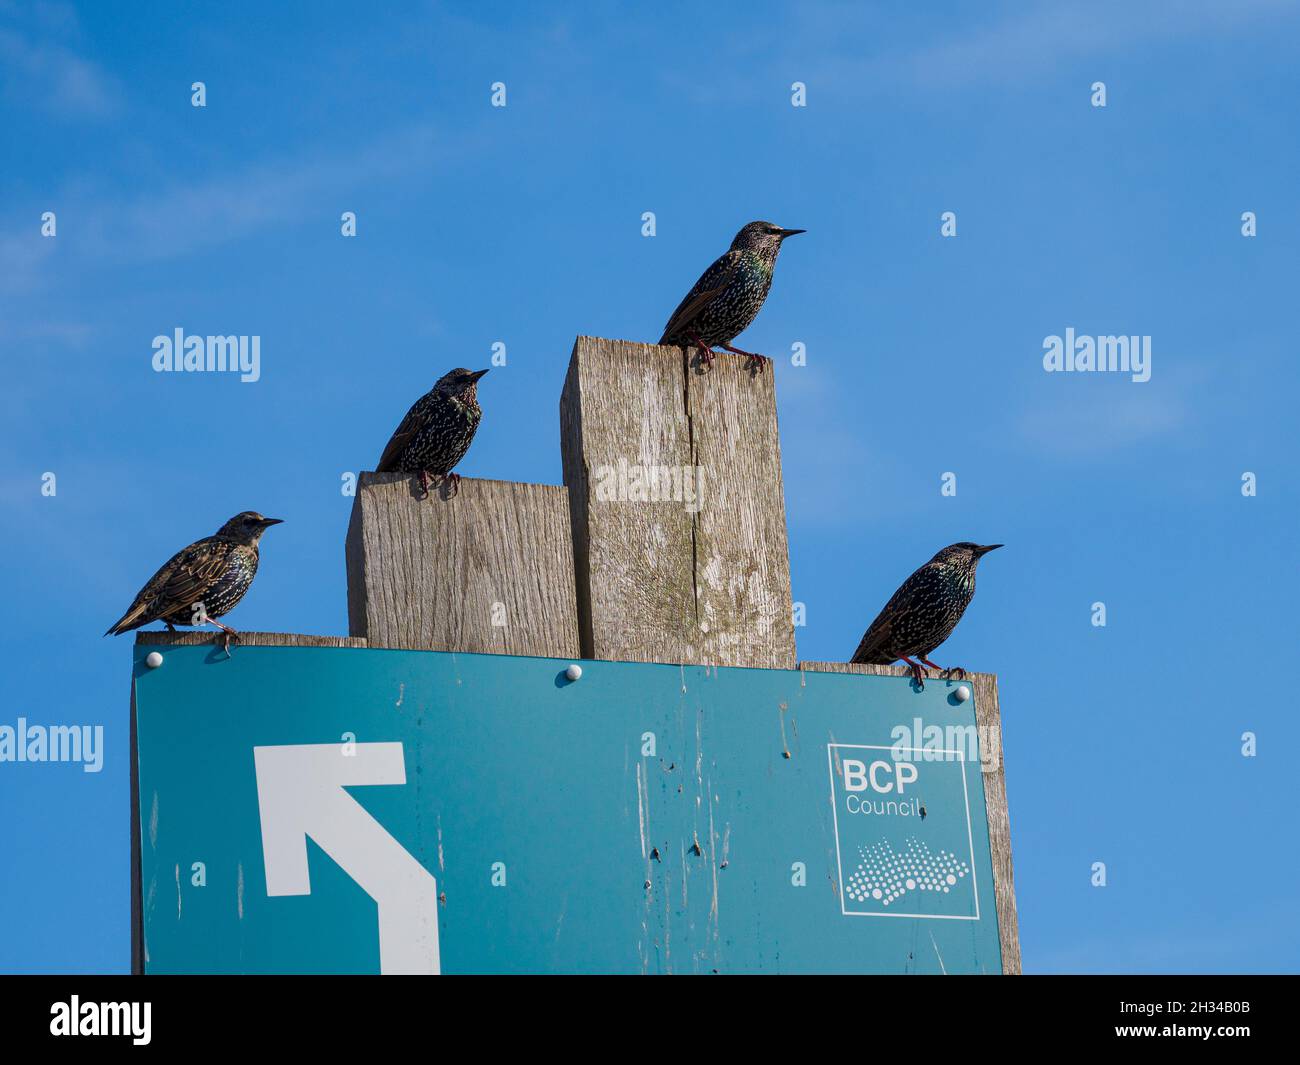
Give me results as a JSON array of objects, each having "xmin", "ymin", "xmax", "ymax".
[
  {"xmin": 851, "ymin": 543, "xmax": 1002, "ymax": 689},
  {"xmin": 375, "ymin": 367, "xmax": 488, "ymax": 497},
  {"xmin": 659, "ymin": 220, "xmax": 804, "ymax": 372},
  {"xmin": 105, "ymin": 511, "xmax": 283, "ymax": 655}
]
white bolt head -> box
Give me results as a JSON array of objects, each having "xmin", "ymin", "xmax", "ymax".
[
  {"xmin": 565, "ymin": 663, "xmax": 583, "ymax": 682},
  {"xmin": 145, "ymin": 652, "xmax": 164, "ymax": 669},
  {"xmin": 953, "ymin": 684, "xmax": 971, "ymax": 703}
]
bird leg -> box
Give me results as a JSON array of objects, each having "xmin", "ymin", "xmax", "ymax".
[
  {"xmin": 900, "ymin": 655, "xmax": 928, "ymax": 690},
  {"xmin": 720, "ymin": 343, "xmax": 769, "ymax": 373},
  {"xmin": 442, "ymin": 472, "xmax": 462, "ymax": 498},
  {"xmin": 920, "ymin": 656, "xmax": 967, "ymax": 682},
  {"xmin": 689, "ymin": 334, "xmax": 715, "ymax": 367},
  {"xmin": 165, "ymin": 621, "xmax": 177, "ymax": 632},
  {"xmin": 210, "ymin": 619, "xmax": 241, "ymax": 658},
  {"xmin": 419, "ymin": 470, "xmax": 432, "ymax": 499}
]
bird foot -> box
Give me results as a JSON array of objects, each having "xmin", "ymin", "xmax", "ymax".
[
  {"xmin": 442, "ymin": 472, "xmax": 462, "ymax": 498},
  {"xmin": 218, "ymin": 629, "xmax": 241, "ymax": 658},
  {"xmin": 721, "ymin": 344, "xmax": 768, "ymax": 373},
  {"xmin": 419, "ymin": 470, "xmax": 432, "ymax": 499},
  {"xmin": 903, "ymin": 659, "xmax": 929, "ymax": 690},
  {"xmin": 941, "ymin": 666, "xmax": 967, "ymax": 681},
  {"xmin": 687, "ymin": 335, "xmax": 716, "ymax": 369}
]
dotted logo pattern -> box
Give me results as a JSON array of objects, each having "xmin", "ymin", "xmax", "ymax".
[{"xmin": 844, "ymin": 837, "xmax": 969, "ymax": 907}]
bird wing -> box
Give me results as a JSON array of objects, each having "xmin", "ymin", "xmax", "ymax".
[
  {"xmin": 658, "ymin": 250, "xmax": 742, "ymax": 343},
  {"xmin": 850, "ymin": 565, "xmax": 934, "ymax": 664},
  {"xmin": 375, "ymin": 395, "xmax": 429, "ymax": 472},
  {"xmin": 850, "ymin": 603, "xmax": 897, "ymax": 664},
  {"xmin": 105, "ymin": 538, "xmax": 232, "ymax": 634}
]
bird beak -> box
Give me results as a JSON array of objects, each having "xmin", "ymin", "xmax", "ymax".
[
  {"xmin": 778, "ymin": 228, "xmax": 806, "ymax": 238},
  {"xmin": 259, "ymin": 518, "xmax": 284, "ymax": 527},
  {"xmin": 976, "ymin": 544, "xmax": 1002, "ymax": 556},
  {"xmin": 470, "ymin": 369, "xmax": 490, "ymax": 382}
]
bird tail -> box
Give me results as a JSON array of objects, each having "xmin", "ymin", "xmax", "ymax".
[
  {"xmin": 104, "ymin": 601, "xmax": 152, "ymax": 637},
  {"xmin": 849, "ymin": 633, "xmax": 894, "ymax": 666}
]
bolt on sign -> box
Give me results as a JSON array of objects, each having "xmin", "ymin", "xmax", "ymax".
[{"xmin": 132, "ymin": 644, "xmax": 1006, "ymax": 973}]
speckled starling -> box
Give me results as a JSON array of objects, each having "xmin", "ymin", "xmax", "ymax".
[
  {"xmin": 105, "ymin": 511, "xmax": 283, "ymax": 655},
  {"xmin": 659, "ymin": 220, "xmax": 804, "ymax": 372},
  {"xmin": 851, "ymin": 543, "xmax": 1002, "ymax": 689},
  {"xmin": 375, "ymin": 367, "xmax": 488, "ymax": 497}
]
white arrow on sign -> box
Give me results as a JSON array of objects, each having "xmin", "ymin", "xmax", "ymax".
[{"xmin": 253, "ymin": 742, "xmax": 440, "ymax": 974}]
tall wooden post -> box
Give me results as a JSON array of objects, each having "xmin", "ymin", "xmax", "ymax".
[{"xmin": 560, "ymin": 337, "xmax": 796, "ymax": 668}]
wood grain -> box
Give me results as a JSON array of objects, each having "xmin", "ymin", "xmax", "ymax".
[
  {"xmin": 560, "ymin": 336, "xmax": 796, "ymax": 668},
  {"xmin": 135, "ymin": 631, "xmax": 368, "ymax": 648},
  {"xmin": 798, "ymin": 661, "xmax": 1021, "ymax": 975},
  {"xmin": 345, "ymin": 473, "xmax": 580, "ymax": 658}
]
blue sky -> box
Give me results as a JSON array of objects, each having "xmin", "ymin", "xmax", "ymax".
[{"xmin": 2, "ymin": 0, "xmax": 1298, "ymax": 973}]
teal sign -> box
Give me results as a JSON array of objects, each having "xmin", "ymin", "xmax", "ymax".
[{"xmin": 133, "ymin": 644, "xmax": 1003, "ymax": 974}]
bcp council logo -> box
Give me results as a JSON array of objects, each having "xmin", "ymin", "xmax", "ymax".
[{"xmin": 827, "ymin": 743, "xmax": 980, "ymax": 920}]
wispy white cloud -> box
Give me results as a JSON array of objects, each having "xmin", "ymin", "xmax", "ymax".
[
  {"xmin": 74, "ymin": 122, "xmax": 447, "ymax": 263},
  {"xmin": 1018, "ymin": 358, "xmax": 1222, "ymax": 456},
  {"xmin": 0, "ymin": 8, "xmax": 121, "ymax": 119},
  {"xmin": 879, "ymin": 0, "xmax": 1299, "ymax": 88},
  {"xmin": 755, "ymin": 0, "xmax": 1300, "ymax": 97},
  {"xmin": 0, "ymin": 120, "xmax": 475, "ymax": 296},
  {"xmin": 1019, "ymin": 379, "xmax": 1190, "ymax": 456}
]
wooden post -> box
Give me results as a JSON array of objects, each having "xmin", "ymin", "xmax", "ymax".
[
  {"xmin": 560, "ymin": 336, "xmax": 796, "ymax": 669},
  {"xmin": 135, "ymin": 632, "xmax": 370, "ymax": 649},
  {"xmin": 798, "ymin": 660, "xmax": 1022, "ymax": 975},
  {"xmin": 345, "ymin": 473, "xmax": 581, "ymax": 658}
]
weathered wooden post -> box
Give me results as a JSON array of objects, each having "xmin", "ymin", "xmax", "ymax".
[
  {"xmin": 560, "ymin": 337, "xmax": 796, "ymax": 668},
  {"xmin": 345, "ymin": 472, "xmax": 580, "ymax": 658}
]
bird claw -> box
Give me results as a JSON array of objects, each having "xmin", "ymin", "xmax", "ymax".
[
  {"xmin": 219, "ymin": 630, "xmax": 240, "ymax": 658},
  {"xmin": 721, "ymin": 344, "xmax": 768, "ymax": 373},
  {"xmin": 417, "ymin": 471, "xmax": 461, "ymax": 500},
  {"xmin": 907, "ymin": 661, "xmax": 928, "ymax": 690},
  {"xmin": 685, "ymin": 336, "xmax": 715, "ymax": 370},
  {"xmin": 941, "ymin": 666, "xmax": 967, "ymax": 681}
]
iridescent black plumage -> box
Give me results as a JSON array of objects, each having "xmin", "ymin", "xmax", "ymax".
[
  {"xmin": 851, "ymin": 543, "xmax": 1002, "ymax": 688},
  {"xmin": 376, "ymin": 367, "xmax": 488, "ymax": 497},
  {"xmin": 105, "ymin": 511, "xmax": 283, "ymax": 654},
  {"xmin": 659, "ymin": 220, "xmax": 804, "ymax": 370}
]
